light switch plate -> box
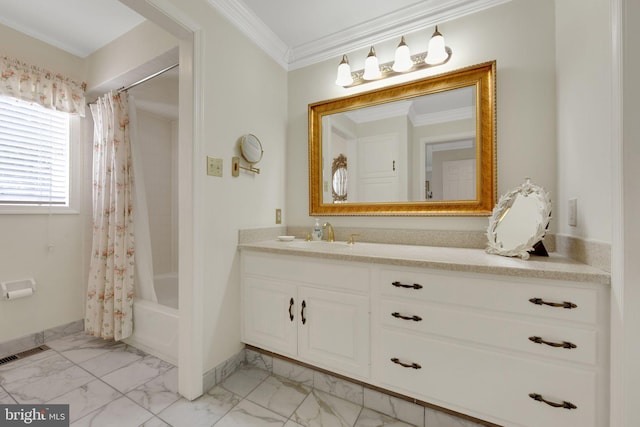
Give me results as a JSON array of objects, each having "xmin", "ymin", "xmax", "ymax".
[
  {"xmin": 207, "ymin": 156, "xmax": 223, "ymax": 177},
  {"xmin": 275, "ymin": 209, "xmax": 282, "ymax": 224}
]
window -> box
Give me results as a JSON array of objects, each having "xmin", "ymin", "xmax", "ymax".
[{"xmin": 0, "ymin": 96, "xmax": 77, "ymax": 212}]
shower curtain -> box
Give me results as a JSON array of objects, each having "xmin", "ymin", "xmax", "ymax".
[
  {"xmin": 86, "ymin": 91, "xmax": 136, "ymax": 340},
  {"xmin": 128, "ymin": 95, "xmax": 157, "ymax": 304}
]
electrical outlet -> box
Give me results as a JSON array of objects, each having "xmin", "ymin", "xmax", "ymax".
[
  {"xmin": 275, "ymin": 209, "xmax": 282, "ymax": 224},
  {"xmin": 207, "ymin": 156, "xmax": 223, "ymax": 177},
  {"xmin": 568, "ymin": 198, "xmax": 577, "ymax": 227}
]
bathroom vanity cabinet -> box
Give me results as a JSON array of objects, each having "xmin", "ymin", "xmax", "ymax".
[
  {"xmin": 241, "ymin": 251, "xmax": 370, "ymax": 379},
  {"xmin": 239, "ymin": 241, "xmax": 610, "ymax": 427}
]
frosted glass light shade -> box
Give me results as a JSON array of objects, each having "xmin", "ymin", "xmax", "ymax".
[
  {"xmin": 392, "ymin": 36, "xmax": 413, "ymax": 72},
  {"xmin": 335, "ymin": 55, "xmax": 353, "ymax": 86},
  {"xmin": 363, "ymin": 47, "xmax": 381, "ymax": 80},
  {"xmin": 425, "ymin": 26, "xmax": 448, "ymax": 65}
]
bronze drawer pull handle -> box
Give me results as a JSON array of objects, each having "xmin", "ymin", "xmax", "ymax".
[
  {"xmin": 529, "ymin": 393, "xmax": 577, "ymax": 410},
  {"xmin": 390, "ymin": 358, "xmax": 422, "ymax": 369},
  {"xmin": 528, "ymin": 336, "xmax": 577, "ymax": 349},
  {"xmin": 288, "ymin": 298, "xmax": 294, "ymax": 321},
  {"xmin": 391, "ymin": 281, "xmax": 423, "ymax": 290},
  {"xmin": 301, "ymin": 300, "xmax": 307, "ymax": 325},
  {"xmin": 529, "ymin": 297, "xmax": 577, "ymax": 309},
  {"xmin": 391, "ymin": 312, "xmax": 422, "ymax": 322}
]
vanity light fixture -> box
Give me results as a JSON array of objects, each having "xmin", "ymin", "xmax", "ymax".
[
  {"xmin": 392, "ymin": 36, "xmax": 413, "ymax": 72},
  {"xmin": 362, "ymin": 47, "xmax": 381, "ymax": 80},
  {"xmin": 335, "ymin": 26, "xmax": 452, "ymax": 88},
  {"xmin": 424, "ymin": 26, "xmax": 448, "ymax": 65},
  {"xmin": 335, "ymin": 55, "xmax": 353, "ymax": 86}
]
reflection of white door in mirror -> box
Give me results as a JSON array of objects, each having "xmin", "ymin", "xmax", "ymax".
[
  {"xmin": 356, "ymin": 133, "xmax": 401, "ymax": 202},
  {"xmin": 486, "ymin": 179, "xmax": 552, "ymax": 259}
]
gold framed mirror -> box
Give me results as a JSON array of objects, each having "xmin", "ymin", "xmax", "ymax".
[{"xmin": 308, "ymin": 61, "xmax": 496, "ymax": 216}]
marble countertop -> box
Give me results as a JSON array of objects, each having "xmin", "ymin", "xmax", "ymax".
[{"xmin": 239, "ymin": 239, "xmax": 611, "ymax": 285}]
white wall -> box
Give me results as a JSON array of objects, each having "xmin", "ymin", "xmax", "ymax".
[
  {"xmin": 0, "ymin": 25, "xmax": 88, "ymax": 343},
  {"xmin": 555, "ymin": 0, "xmax": 612, "ymax": 244},
  {"xmin": 147, "ymin": 0, "xmax": 289, "ymax": 376},
  {"xmin": 287, "ymin": 0, "xmax": 557, "ymax": 232},
  {"xmin": 133, "ymin": 109, "xmax": 176, "ymax": 276}
]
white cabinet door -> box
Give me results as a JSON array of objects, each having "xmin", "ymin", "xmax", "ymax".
[
  {"xmin": 298, "ymin": 287, "xmax": 370, "ymax": 378},
  {"xmin": 242, "ymin": 276, "xmax": 297, "ymax": 357}
]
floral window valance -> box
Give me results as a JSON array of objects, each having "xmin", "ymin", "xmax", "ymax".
[{"xmin": 1, "ymin": 56, "xmax": 87, "ymax": 117}]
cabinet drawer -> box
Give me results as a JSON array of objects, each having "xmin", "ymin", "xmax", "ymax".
[
  {"xmin": 379, "ymin": 299, "xmax": 597, "ymax": 365},
  {"xmin": 375, "ymin": 328, "xmax": 597, "ymax": 427},
  {"xmin": 378, "ymin": 268, "xmax": 598, "ymax": 324},
  {"xmin": 243, "ymin": 251, "xmax": 369, "ymax": 293}
]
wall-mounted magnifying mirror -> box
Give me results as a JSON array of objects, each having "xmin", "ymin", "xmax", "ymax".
[
  {"xmin": 486, "ymin": 178, "xmax": 552, "ymax": 259},
  {"xmin": 331, "ymin": 154, "xmax": 348, "ymax": 202},
  {"xmin": 233, "ymin": 134, "xmax": 263, "ymax": 175}
]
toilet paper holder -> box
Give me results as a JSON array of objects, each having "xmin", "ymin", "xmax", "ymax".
[{"xmin": 1, "ymin": 278, "xmax": 36, "ymax": 300}]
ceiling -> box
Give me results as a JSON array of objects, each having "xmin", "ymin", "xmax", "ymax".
[{"xmin": 0, "ymin": 0, "xmax": 509, "ymax": 69}]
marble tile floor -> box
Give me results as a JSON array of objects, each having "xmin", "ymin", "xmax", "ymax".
[{"xmin": 0, "ymin": 332, "xmax": 475, "ymax": 427}]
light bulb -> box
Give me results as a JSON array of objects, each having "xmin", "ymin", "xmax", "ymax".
[
  {"xmin": 392, "ymin": 37, "xmax": 413, "ymax": 72},
  {"xmin": 425, "ymin": 26, "xmax": 448, "ymax": 65},
  {"xmin": 335, "ymin": 55, "xmax": 353, "ymax": 86},
  {"xmin": 362, "ymin": 46, "xmax": 381, "ymax": 80}
]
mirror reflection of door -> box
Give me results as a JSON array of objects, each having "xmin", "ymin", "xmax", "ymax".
[
  {"xmin": 356, "ymin": 133, "xmax": 402, "ymax": 202},
  {"xmin": 321, "ymin": 85, "xmax": 476, "ymax": 204},
  {"xmin": 422, "ymin": 138, "xmax": 476, "ymax": 200}
]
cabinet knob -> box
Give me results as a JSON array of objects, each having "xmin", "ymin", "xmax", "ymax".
[
  {"xmin": 529, "ymin": 297, "xmax": 577, "ymax": 309},
  {"xmin": 301, "ymin": 300, "xmax": 307, "ymax": 325},
  {"xmin": 528, "ymin": 336, "xmax": 577, "ymax": 349},
  {"xmin": 529, "ymin": 393, "xmax": 577, "ymax": 410},
  {"xmin": 391, "ymin": 281, "xmax": 423, "ymax": 290},
  {"xmin": 288, "ymin": 298, "xmax": 294, "ymax": 321}
]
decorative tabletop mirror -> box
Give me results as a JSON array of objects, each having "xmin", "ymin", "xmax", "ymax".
[
  {"xmin": 486, "ymin": 179, "xmax": 552, "ymax": 259},
  {"xmin": 332, "ymin": 154, "xmax": 348, "ymax": 202},
  {"xmin": 234, "ymin": 134, "xmax": 263, "ymax": 175}
]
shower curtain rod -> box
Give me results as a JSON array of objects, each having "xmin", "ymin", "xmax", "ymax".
[
  {"xmin": 117, "ymin": 63, "xmax": 179, "ymax": 93},
  {"xmin": 88, "ymin": 63, "xmax": 179, "ymax": 105}
]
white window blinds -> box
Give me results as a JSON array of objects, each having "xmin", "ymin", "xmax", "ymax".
[{"xmin": 0, "ymin": 96, "xmax": 70, "ymax": 205}]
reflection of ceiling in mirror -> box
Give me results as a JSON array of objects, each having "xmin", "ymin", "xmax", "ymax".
[{"xmin": 343, "ymin": 86, "xmax": 475, "ymax": 126}]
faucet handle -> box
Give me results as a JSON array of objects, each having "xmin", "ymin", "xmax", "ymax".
[{"xmin": 347, "ymin": 233, "xmax": 360, "ymax": 244}]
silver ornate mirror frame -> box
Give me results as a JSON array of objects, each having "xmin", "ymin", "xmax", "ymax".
[{"xmin": 486, "ymin": 178, "xmax": 552, "ymax": 260}]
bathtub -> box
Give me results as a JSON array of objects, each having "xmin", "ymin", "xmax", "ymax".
[{"xmin": 124, "ymin": 273, "xmax": 179, "ymax": 364}]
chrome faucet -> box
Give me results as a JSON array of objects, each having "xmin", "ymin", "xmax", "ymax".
[{"xmin": 322, "ymin": 222, "xmax": 335, "ymax": 242}]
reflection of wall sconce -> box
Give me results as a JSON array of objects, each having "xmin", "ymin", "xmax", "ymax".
[
  {"xmin": 335, "ymin": 26, "xmax": 452, "ymax": 88},
  {"xmin": 232, "ymin": 134, "xmax": 263, "ymax": 176}
]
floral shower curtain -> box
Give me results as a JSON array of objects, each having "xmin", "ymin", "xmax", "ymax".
[{"xmin": 86, "ymin": 91, "xmax": 135, "ymax": 341}]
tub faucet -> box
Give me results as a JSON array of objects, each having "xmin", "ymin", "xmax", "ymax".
[{"xmin": 322, "ymin": 222, "xmax": 335, "ymax": 242}]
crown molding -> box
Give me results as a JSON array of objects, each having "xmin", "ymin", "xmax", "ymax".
[
  {"xmin": 207, "ymin": 0, "xmax": 511, "ymax": 71},
  {"xmin": 206, "ymin": 0, "xmax": 291, "ymax": 69}
]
